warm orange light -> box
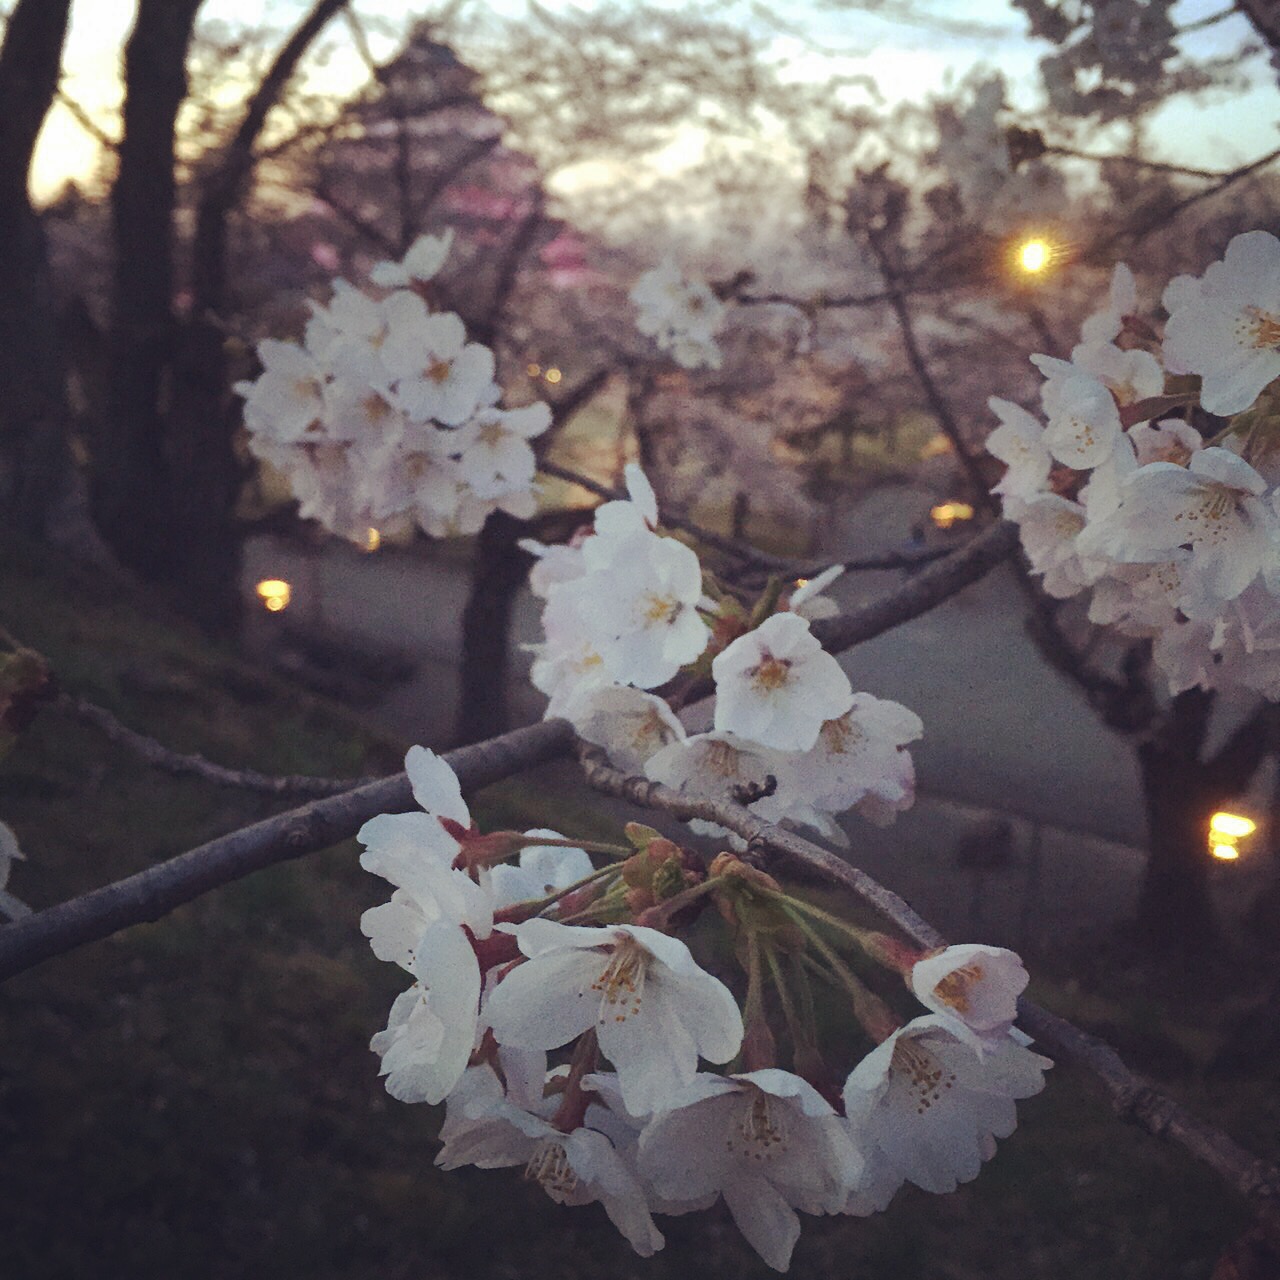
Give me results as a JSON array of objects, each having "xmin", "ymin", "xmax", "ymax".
[
  {"xmin": 544, "ymin": 367, "xmax": 562, "ymax": 384},
  {"xmin": 363, "ymin": 527, "xmax": 381, "ymax": 553},
  {"xmin": 526, "ymin": 362, "xmax": 542, "ymax": 377},
  {"xmin": 1212, "ymin": 842, "xmax": 1241, "ymax": 862},
  {"xmin": 1210, "ymin": 812, "xmax": 1256, "ymax": 839},
  {"xmin": 1018, "ymin": 239, "xmax": 1051, "ymax": 273},
  {"xmin": 930, "ymin": 501, "xmax": 975, "ymax": 529},
  {"xmin": 255, "ymin": 579, "xmax": 291, "ymax": 612}
]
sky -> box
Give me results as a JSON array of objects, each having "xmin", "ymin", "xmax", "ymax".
[{"xmin": 27, "ymin": 0, "xmax": 1280, "ymax": 203}]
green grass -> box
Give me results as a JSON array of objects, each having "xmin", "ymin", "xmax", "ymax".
[{"xmin": 0, "ymin": 533, "xmax": 1272, "ymax": 1279}]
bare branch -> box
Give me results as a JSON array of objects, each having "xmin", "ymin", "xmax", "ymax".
[
  {"xmin": 55, "ymin": 694, "xmax": 381, "ymax": 796},
  {"xmin": 1044, "ymin": 143, "xmax": 1248, "ymax": 180},
  {"xmin": 808, "ymin": 520, "xmax": 1018, "ymax": 651},
  {"xmin": 54, "ymin": 87, "xmax": 118, "ymax": 151},
  {"xmin": 862, "ymin": 224, "xmax": 999, "ymax": 514},
  {"xmin": 574, "ymin": 744, "xmax": 1280, "ymax": 1246}
]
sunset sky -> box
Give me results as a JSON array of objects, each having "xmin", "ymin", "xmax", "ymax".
[{"xmin": 28, "ymin": 0, "xmax": 1278, "ymax": 204}]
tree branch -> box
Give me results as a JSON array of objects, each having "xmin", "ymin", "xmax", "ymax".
[
  {"xmin": 0, "ymin": 524, "xmax": 1015, "ymax": 977},
  {"xmin": 862, "ymin": 224, "xmax": 999, "ymax": 514},
  {"xmin": 574, "ymin": 744, "xmax": 1280, "ymax": 1246},
  {"xmin": 0, "ymin": 719, "xmax": 575, "ymax": 984},
  {"xmin": 54, "ymin": 693, "xmax": 381, "ymax": 796},
  {"xmin": 537, "ymin": 457, "xmax": 957, "ymax": 577}
]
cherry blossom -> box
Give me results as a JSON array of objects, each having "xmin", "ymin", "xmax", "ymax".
[
  {"xmin": 490, "ymin": 830, "xmax": 595, "ymax": 909},
  {"xmin": 370, "ymin": 230, "xmax": 456, "ymax": 288},
  {"xmin": 1031, "ymin": 356, "xmax": 1123, "ymax": 470},
  {"xmin": 1080, "ymin": 262, "xmax": 1136, "ymax": 346},
  {"xmin": 910, "ymin": 945, "xmax": 1030, "ymax": 1036},
  {"xmin": 1163, "ymin": 230, "xmax": 1280, "ymax": 416},
  {"xmin": 712, "ymin": 612, "xmax": 854, "ymax": 752},
  {"xmin": 637, "ymin": 1070, "xmax": 862, "ymax": 1272},
  {"xmin": 370, "ymin": 919, "xmax": 483, "ymax": 1104},
  {"xmin": 1088, "ymin": 447, "xmax": 1273, "ymax": 611},
  {"xmin": 986, "ymin": 397, "xmax": 1051, "ymax": 500},
  {"xmin": 630, "ymin": 259, "xmax": 725, "ymax": 370},
  {"xmin": 556, "ymin": 527, "xmax": 709, "ymax": 689},
  {"xmin": 843, "ymin": 1016, "xmax": 1049, "ymax": 1195},
  {"xmin": 484, "ymin": 919, "xmax": 744, "ymax": 1115},
  {"xmin": 565, "ymin": 684, "xmax": 687, "ymax": 773},
  {"xmin": 437, "ymin": 1066, "xmax": 665, "ymax": 1256}
]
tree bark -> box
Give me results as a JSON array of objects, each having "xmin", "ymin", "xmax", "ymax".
[
  {"xmin": 454, "ymin": 512, "xmax": 534, "ymax": 745},
  {"xmin": 166, "ymin": 0, "xmax": 348, "ymax": 633},
  {"xmin": 1134, "ymin": 690, "xmax": 1220, "ymax": 951},
  {"xmin": 0, "ymin": 0, "xmax": 75, "ymax": 535},
  {"xmin": 93, "ymin": 0, "xmax": 204, "ymax": 580}
]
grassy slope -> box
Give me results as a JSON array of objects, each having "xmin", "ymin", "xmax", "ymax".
[{"xmin": 0, "ymin": 535, "xmax": 1271, "ymax": 1280}]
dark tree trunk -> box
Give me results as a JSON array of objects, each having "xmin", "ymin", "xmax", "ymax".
[
  {"xmin": 454, "ymin": 512, "xmax": 534, "ymax": 745},
  {"xmin": 93, "ymin": 0, "xmax": 204, "ymax": 583},
  {"xmin": 162, "ymin": 0, "xmax": 348, "ymax": 633},
  {"xmin": 1135, "ymin": 738, "xmax": 1220, "ymax": 953},
  {"xmin": 0, "ymin": 0, "xmax": 75, "ymax": 535},
  {"xmin": 1134, "ymin": 690, "xmax": 1221, "ymax": 951}
]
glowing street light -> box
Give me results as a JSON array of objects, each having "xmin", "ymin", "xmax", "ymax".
[
  {"xmin": 255, "ymin": 579, "xmax": 292, "ymax": 613},
  {"xmin": 1207, "ymin": 811, "xmax": 1257, "ymax": 862},
  {"xmin": 1210, "ymin": 812, "xmax": 1256, "ymax": 840},
  {"xmin": 1018, "ymin": 238, "xmax": 1052, "ymax": 274},
  {"xmin": 930, "ymin": 501, "xmax": 975, "ymax": 530}
]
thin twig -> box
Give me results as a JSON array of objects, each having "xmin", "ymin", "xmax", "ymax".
[
  {"xmin": 1044, "ymin": 144, "xmax": 1244, "ymax": 180},
  {"xmin": 537, "ymin": 458, "xmax": 957, "ymax": 576},
  {"xmin": 862, "ymin": 225, "xmax": 999, "ymax": 514},
  {"xmin": 574, "ymin": 744, "xmax": 1280, "ymax": 1246},
  {"xmin": 55, "ymin": 694, "xmax": 382, "ymax": 797},
  {"xmin": 55, "ymin": 87, "xmax": 117, "ymax": 151}
]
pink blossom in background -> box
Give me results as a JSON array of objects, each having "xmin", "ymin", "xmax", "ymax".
[{"xmin": 311, "ymin": 241, "xmax": 341, "ymax": 272}]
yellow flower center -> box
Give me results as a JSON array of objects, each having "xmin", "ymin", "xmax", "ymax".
[
  {"xmin": 643, "ymin": 592, "xmax": 680, "ymax": 625},
  {"xmin": 1243, "ymin": 307, "xmax": 1280, "ymax": 351},
  {"xmin": 426, "ymin": 357, "xmax": 453, "ymax": 384},
  {"xmin": 750, "ymin": 654, "xmax": 792, "ymax": 692},
  {"xmin": 362, "ymin": 393, "xmax": 393, "ymax": 424},
  {"xmin": 932, "ymin": 961, "xmax": 986, "ymax": 1014},
  {"xmin": 525, "ymin": 1139, "xmax": 579, "ymax": 1197},
  {"xmin": 592, "ymin": 937, "xmax": 648, "ymax": 1023},
  {"xmin": 727, "ymin": 1089, "xmax": 789, "ymax": 1162},
  {"xmin": 890, "ymin": 1039, "xmax": 956, "ymax": 1116},
  {"xmin": 820, "ymin": 714, "xmax": 862, "ymax": 756}
]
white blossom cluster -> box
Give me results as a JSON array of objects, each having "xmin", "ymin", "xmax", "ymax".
[
  {"xmin": 989, "ymin": 231, "xmax": 1280, "ymax": 698},
  {"xmin": 629, "ymin": 259, "xmax": 726, "ymax": 370},
  {"xmin": 521, "ymin": 464, "xmax": 923, "ymax": 847},
  {"xmin": 236, "ymin": 231, "xmax": 551, "ymax": 542},
  {"xmin": 359, "ymin": 746, "xmax": 1048, "ymax": 1270},
  {"xmin": 931, "ymin": 74, "xmax": 1065, "ymax": 231}
]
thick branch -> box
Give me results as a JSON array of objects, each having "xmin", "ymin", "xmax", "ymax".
[
  {"xmin": 0, "ymin": 719, "xmax": 575, "ymax": 984},
  {"xmin": 809, "ymin": 520, "xmax": 1017, "ymax": 651},
  {"xmin": 574, "ymin": 745, "xmax": 1280, "ymax": 1245}
]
